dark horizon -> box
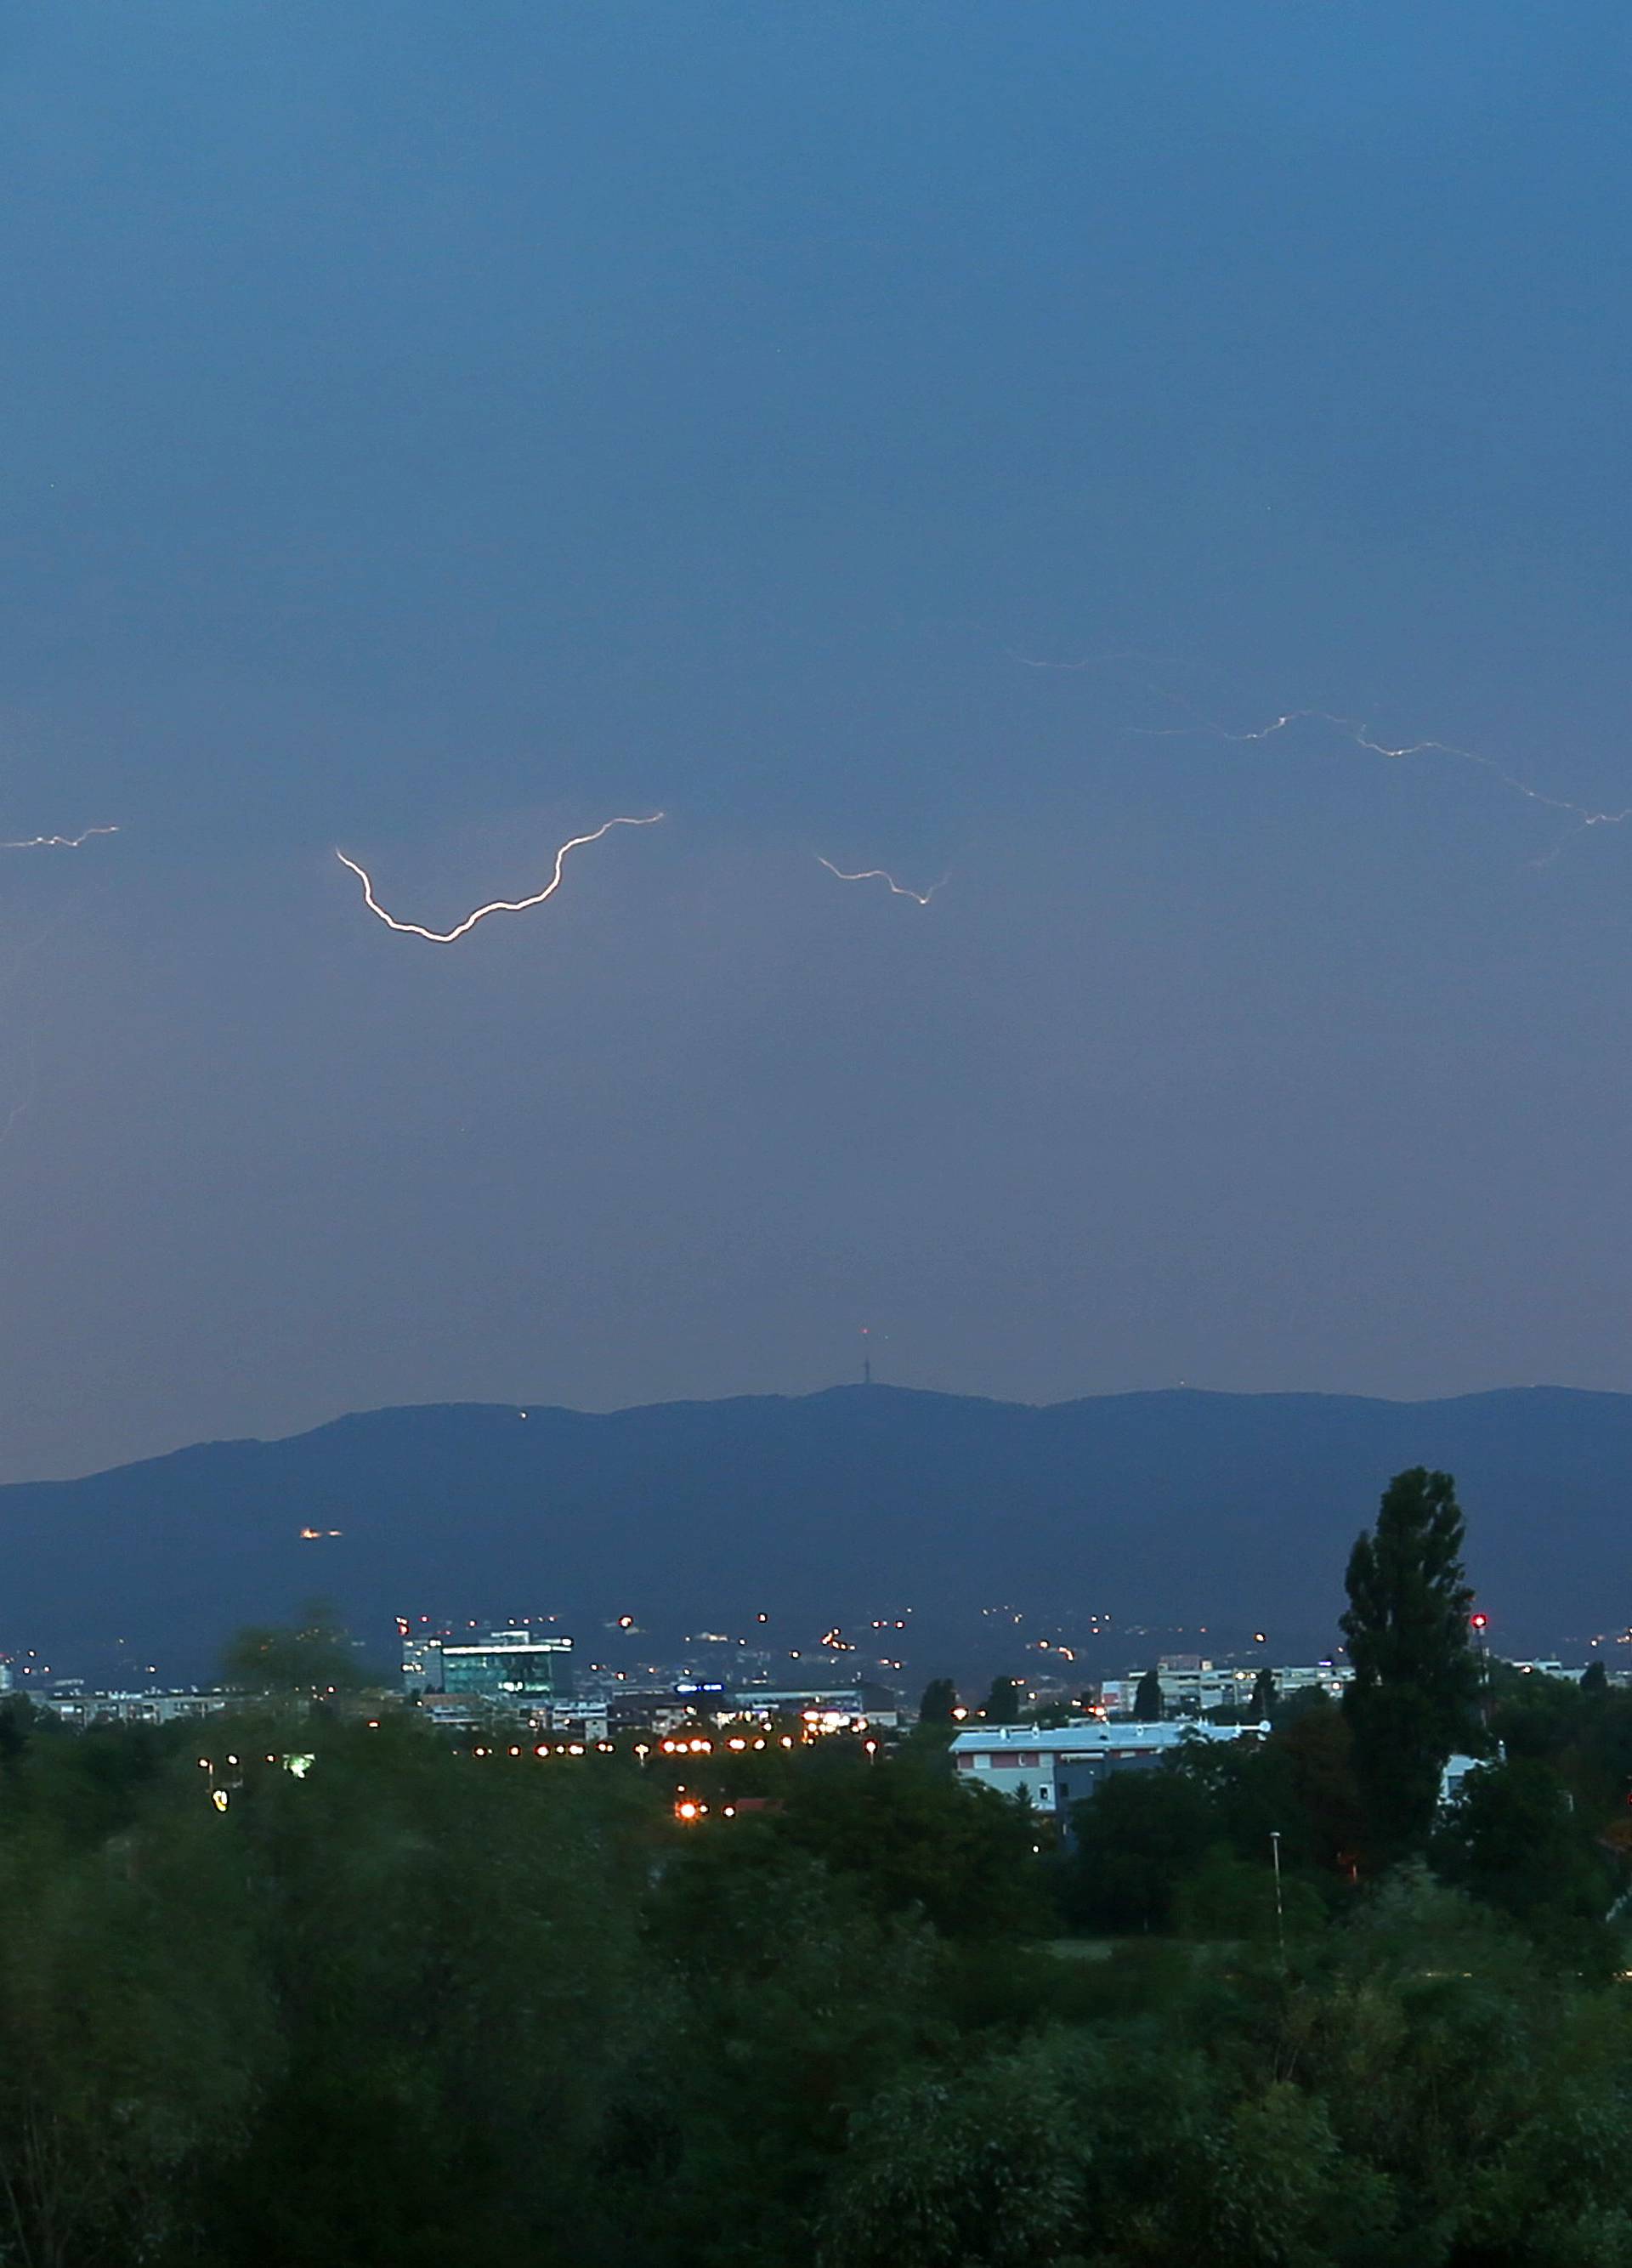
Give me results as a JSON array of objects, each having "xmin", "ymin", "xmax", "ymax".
[
  {"xmin": 3, "ymin": 1381, "xmax": 1624, "ymax": 1685},
  {"xmin": 26, "ymin": 1371, "xmax": 1632, "ymax": 1494}
]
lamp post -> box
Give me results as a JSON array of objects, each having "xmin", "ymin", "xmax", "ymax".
[{"xmin": 1269, "ymin": 1829, "xmax": 1286, "ymax": 1967}]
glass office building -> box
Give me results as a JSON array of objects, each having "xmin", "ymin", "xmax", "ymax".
[{"xmin": 434, "ymin": 1630, "xmax": 574, "ymax": 1702}]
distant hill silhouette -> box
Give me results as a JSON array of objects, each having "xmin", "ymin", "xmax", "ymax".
[{"xmin": 0, "ymin": 1385, "xmax": 1625, "ymax": 1684}]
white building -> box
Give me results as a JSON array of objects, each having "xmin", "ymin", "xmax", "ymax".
[
  {"xmin": 1096, "ymin": 1662, "xmax": 1352, "ymax": 1716},
  {"xmin": 1440, "ymin": 1750, "xmax": 1504, "ymax": 1807},
  {"xmin": 726, "ymin": 1681, "xmax": 902, "ymax": 1731},
  {"xmin": 38, "ymin": 1688, "xmax": 229, "ymax": 1729},
  {"xmin": 949, "ymin": 1718, "xmax": 1263, "ymax": 1815}
]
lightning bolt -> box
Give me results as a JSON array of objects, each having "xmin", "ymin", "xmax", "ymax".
[
  {"xmin": 335, "ymin": 814, "xmax": 665, "ymax": 943},
  {"xmin": 817, "ymin": 857, "xmax": 948, "ymax": 907},
  {"xmin": 1127, "ymin": 701, "xmax": 1632, "ymax": 842},
  {"xmin": 1, "ymin": 825, "xmax": 119, "ymax": 850},
  {"xmin": 1006, "ymin": 643, "xmax": 1631, "ymax": 851}
]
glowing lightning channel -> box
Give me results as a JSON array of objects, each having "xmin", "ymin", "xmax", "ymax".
[
  {"xmin": 816, "ymin": 856, "xmax": 948, "ymax": 907},
  {"xmin": 0, "ymin": 825, "xmax": 120, "ymax": 850},
  {"xmin": 335, "ymin": 814, "xmax": 666, "ymax": 943},
  {"xmin": 1127, "ymin": 702, "xmax": 1632, "ymax": 844}
]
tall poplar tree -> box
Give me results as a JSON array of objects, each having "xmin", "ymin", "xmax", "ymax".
[{"xmin": 1340, "ymin": 1466, "xmax": 1481, "ymax": 1861}]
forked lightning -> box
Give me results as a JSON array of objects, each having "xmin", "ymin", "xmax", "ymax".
[
  {"xmin": 816, "ymin": 857, "xmax": 947, "ymax": 907},
  {"xmin": 1, "ymin": 825, "xmax": 120, "ymax": 850},
  {"xmin": 336, "ymin": 814, "xmax": 665, "ymax": 942},
  {"xmin": 1130, "ymin": 705, "xmax": 1632, "ymax": 842}
]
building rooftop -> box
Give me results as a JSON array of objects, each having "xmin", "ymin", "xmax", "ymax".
[{"xmin": 949, "ymin": 1719, "xmax": 1264, "ymax": 1755}]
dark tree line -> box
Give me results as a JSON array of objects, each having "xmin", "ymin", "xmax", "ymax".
[{"xmin": 0, "ymin": 1467, "xmax": 1625, "ymax": 2267}]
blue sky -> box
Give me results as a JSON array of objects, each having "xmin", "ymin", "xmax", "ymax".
[{"xmin": 3, "ymin": 3, "xmax": 1631, "ymax": 1475}]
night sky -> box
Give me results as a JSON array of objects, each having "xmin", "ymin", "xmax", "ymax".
[{"xmin": 4, "ymin": 3, "xmax": 1632, "ymax": 1479}]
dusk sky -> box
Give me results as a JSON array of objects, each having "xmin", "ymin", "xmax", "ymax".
[{"xmin": 4, "ymin": 3, "xmax": 1632, "ymax": 1479}]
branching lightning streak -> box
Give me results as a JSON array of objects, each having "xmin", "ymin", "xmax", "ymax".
[
  {"xmin": 1010, "ymin": 642, "xmax": 1629, "ymax": 849},
  {"xmin": 335, "ymin": 814, "xmax": 665, "ymax": 942},
  {"xmin": 1128, "ymin": 702, "xmax": 1632, "ymax": 842},
  {"xmin": 816, "ymin": 856, "xmax": 948, "ymax": 907},
  {"xmin": 1, "ymin": 825, "xmax": 119, "ymax": 850}
]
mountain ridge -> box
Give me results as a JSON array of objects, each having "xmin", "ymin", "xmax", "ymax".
[
  {"xmin": 0, "ymin": 1384, "xmax": 1625, "ymax": 1681},
  {"xmin": 24, "ymin": 1377, "xmax": 1626, "ymax": 1492}
]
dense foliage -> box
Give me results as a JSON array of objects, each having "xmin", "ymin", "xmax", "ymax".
[
  {"xmin": 0, "ymin": 1674, "xmax": 1625, "ymax": 2268},
  {"xmin": 0, "ymin": 1474, "xmax": 1626, "ymax": 2267}
]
